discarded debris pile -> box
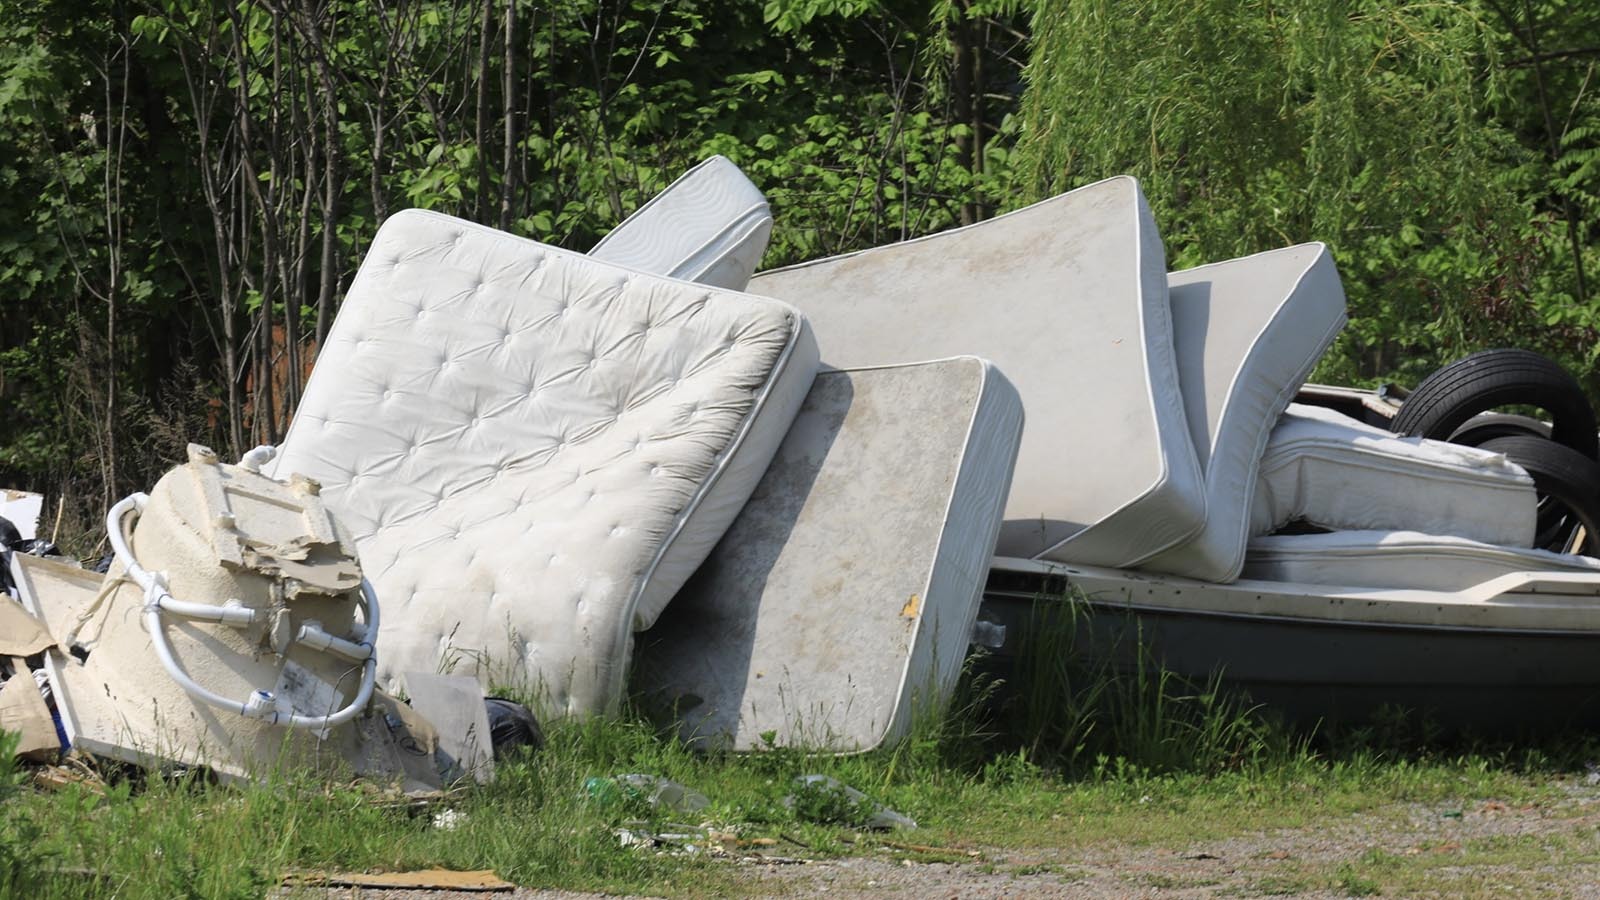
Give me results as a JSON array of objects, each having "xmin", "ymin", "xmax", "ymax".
[{"xmin": 11, "ymin": 151, "xmax": 1600, "ymax": 794}]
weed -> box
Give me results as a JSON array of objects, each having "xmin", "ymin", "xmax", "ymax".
[
  {"xmin": 1334, "ymin": 861, "xmax": 1382, "ymax": 896},
  {"xmin": 971, "ymin": 586, "xmax": 1310, "ymax": 777}
]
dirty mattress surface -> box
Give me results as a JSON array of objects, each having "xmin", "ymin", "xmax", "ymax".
[
  {"xmin": 273, "ymin": 209, "xmax": 817, "ymax": 714},
  {"xmin": 589, "ymin": 155, "xmax": 773, "ymax": 291},
  {"xmin": 636, "ymin": 357, "xmax": 1022, "ymax": 751},
  {"xmin": 1252, "ymin": 403, "xmax": 1537, "ymax": 546},
  {"xmin": 1137, "ymin": 243, "xmax": 1347, "ymax": 583},
  {"xmin": 750, "ymin": 176, "xmax": 1202, "ymax": 568}
]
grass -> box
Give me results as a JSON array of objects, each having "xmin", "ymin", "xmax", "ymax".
[{"xmin": 5, "ymin": 590, "xmax": 1600, "ymax": 897}]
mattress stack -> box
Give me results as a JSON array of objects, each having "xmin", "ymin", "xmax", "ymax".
[
  {"xmin": 269, "ymin": 154, "xmax": 1573, "ymax": 749},
  {"xmin": 736, "ymin": 165, "xmax": 1569, "ymax": 597},
  {"xmin": 271, "ymin": 156, "xmax": 1029, "ymax": 750}
]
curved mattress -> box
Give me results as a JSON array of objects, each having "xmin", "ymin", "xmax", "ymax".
[
  {"xmin": 1252, "ymin": 403, "xmax": 1536, "ymax": 546},
  {"xmin": 589, "ymin": 155, "xmax": 772, "ymax": 291},
  {"xmin": 635, "ymin": 357, "xmax": 1023, "ymax": 751},
  {"xmin": 750, "ymin": 176, "xmax": 1202, "ymax": 567},
  {"xmin": 1244, "ymin": 530, "xmax": 1600, "ymax": 592},
  {"xmin": 273, "ymin": 209, "xmax": 818, "ymax": 714},
  {"xmin": 1137, "ymin": 244, "xmax": 1347, "ymax": 583}
]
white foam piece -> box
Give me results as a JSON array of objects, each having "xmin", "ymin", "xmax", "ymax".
[
  {"xmin": 1253, "ymin": 403, "xmax": 1537, "ymax": 546},
  {"xmin": 273, "ymin": 209, "xmax": 818, "ymax": 714},
  {"xmin": 636, "ymin": 357, "xmax": 1023, "ymax": 751},
  {"xmin": 589, "ymin": 155, "xmax": 772, "ymax": 290},
  {"xmin": 1138, "ymin": 244, "xmax": 1347, "ymax": 583},
  {"xmin": 751, "ymin": 176, "xmax": 1201, "ymax": 567},
  {"xmin": 1244, "ymin": 530, "xmax": 1600, "ymax": 591},
  {"xmin": 1, "ymin": 490, "xmax": 43, "ymax": 540}
]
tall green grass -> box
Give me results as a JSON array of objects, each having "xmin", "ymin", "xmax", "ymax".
[
  {"xmin": 3, "ymin": 586, "xmax": 1596, "ymax": 897},
  {"xmin": 950, "ymin": 588, "xmax": 1306, "ymax": 778}
]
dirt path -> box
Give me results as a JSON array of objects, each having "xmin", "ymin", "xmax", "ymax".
[{"xmin": 300, "ymin": 781, "xmax": 1600, "ymax": 898}]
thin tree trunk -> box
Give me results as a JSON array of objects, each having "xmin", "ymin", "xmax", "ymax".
[{"xmin": 499, "ymin": 0, "xmax": 517, "ymax": 230}]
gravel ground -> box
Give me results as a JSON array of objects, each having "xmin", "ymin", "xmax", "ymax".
[{"xmin": 288, "ymin": 783, "xmax": 1600, "ymax": 899}]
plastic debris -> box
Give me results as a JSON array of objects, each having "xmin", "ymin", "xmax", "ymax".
[
  {"xmin": 484, "ymin": 697, "xmax": 544, "ymax": 758},
  {"xmin": 616, "ymin": 821, "xmax": 708, "ymax": 850},
  {"xmin": 404, "ymin": 673, "xmax": 494, "ymax": 783},
  {"xmin": 786, "ymin": 774, "xmax": 917, "ymax": 830},
  {"xmin": 583, "ymin": 774, "xmax": 710, "ymax": 813}
]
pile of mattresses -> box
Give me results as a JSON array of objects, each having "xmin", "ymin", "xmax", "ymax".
[
  {"xmin": 261, "ymin": 156, "xmax": 1025, "ymax": 751},
  {"xmin": 740, "ymin": 169, "xmax": 1600, "ymax": 732},
  {"xmin": 18, "ymin": 153, "xmax": 1600, "ymax": 776}
]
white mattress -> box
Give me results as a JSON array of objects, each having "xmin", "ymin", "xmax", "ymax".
[
  {"xmin": 1253, "ymin": 403, "xmax": 1537, "ymax": 546},
  {"xmin": 589, "ymin": 155, "xmax": 772, "ymax": 291},
  {"xmin": 1137, "ymin": 244, "xmax": 1347, "ymax": 583},
  {"xmin": 1244, "ymin": 530, "xmax": 1600, "ymax": 591},
  {"xmin": 636, "ymin": 357, "xmax": 1023, "ymax": 751},
  {"xmin": 273, "ymin": 209, "xmax": 818, "ymax": 714},
  {"xmin": 750, "ymin": 176, "xmax": 1203, "ymax": 567}
]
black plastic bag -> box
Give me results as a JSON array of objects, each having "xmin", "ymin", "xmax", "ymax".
[{"xmin": 484, "ymin": 697, "xmax": 544, "ymax": 758}]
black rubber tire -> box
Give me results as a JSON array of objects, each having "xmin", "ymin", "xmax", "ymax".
[
  {"xmin": 1479, "ymin": 435, "xmax": 1600, "ymax": 554},
  {"xmin": 1445, "ymin": 414, "xmax": 1564, "ymax": 545},
  {"xmin": 1447, "ymin": 412, "xmax": 1552, "ymax": 447},
  {"xmin": 1390, "ymin": 349, "xmax": 1598, "ymax": 460}
]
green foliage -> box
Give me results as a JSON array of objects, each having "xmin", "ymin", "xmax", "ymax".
[
  {"xmin": 1019, "ymin": 0, "xmax": 1600, "ymax": 390},
  {"xmin": 0, "ymin": 0, "xmax": 1026, "ymax": 530},
  {"xmin": 970, "ymin": 592, "xmax": 1299, "ymax": 777}
]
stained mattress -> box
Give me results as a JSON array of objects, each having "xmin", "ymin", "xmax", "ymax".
[
  {"xmin": 1138, "ymin": 244, "xmax": 1347, "ymax": 583},
  {"xmin": 635, "ymin": 357, "xmax": 1023, "ymax": 751},
  {"xmin": 1252, "ymin": 403, "xmax": 1537, "ymax": 546},
  {"xmin": 1244, "ymin": 530, "xmax": 1600, "ymax": 591},
  {"xmin": 589, "ymin": 155, "xmax": 772, "ymax": 291},
  {"xmin": 272, "ymin": 209, "xmax": 818, "ymax": 714},
  {"xmin": 750, "ymin": 176, "xmax": 1202, "ymax": 567}
]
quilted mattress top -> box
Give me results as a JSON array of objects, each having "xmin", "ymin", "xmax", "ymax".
[{"xmin": 273, "ymin": 209, "xmax": 812, "ymax": 713}]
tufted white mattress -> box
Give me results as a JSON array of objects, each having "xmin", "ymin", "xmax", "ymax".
[
  {"xmin": 634, "ymin": 357, "xmax": 1023, "ymax": 751},
  {"xmin": 1137, "ymin": 244, "xmax": 1347, "ymax": 583},
  {"xmin": 1252, "ymin": 403, "xmax": 1537, "ymax": 546},
  {"xmin": 1244, "ymin": 530, "xmax": 1600, "ymax": 591},
  {"xmin": 750, "ymin": 176, "xmax": 1204, "ymax": 568},
  {"xmin": 589, "ymin": 155, "xmax": 772, "ymax": 291},
  {"xmin": 273, "ymin": 209, "xmax": 818, "ymax": 714}
]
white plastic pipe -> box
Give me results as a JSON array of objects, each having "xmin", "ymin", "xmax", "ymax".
[
  {"xmin": 106, "ymin": 493, "xmax": 378, "ymax": 730},
  {"xmin": 157, "ymin": 597, "xmax": 259, "ymax": 628},
  {"xmin": 237, "ymin": 445, "xmax": 277, "ymax": 473},
  {"xmin": 296, "ymin": 622, "xmax": 374, "ymax": 663}
]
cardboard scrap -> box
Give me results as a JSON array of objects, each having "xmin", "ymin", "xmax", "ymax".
[
  {"xmin": 283, "ymin": 868, "xmax": 513, "ymax": 891},
  {"xmin": 0, "ymin": 658, "xmax": 61, "ymax": 761},
  {"xmin": 0, "ymin": 601, "xmax": 56, "ymax": 657},
  {"xmin": 32, "ymin": 763, "xmax": 105, "ymax": 795}
]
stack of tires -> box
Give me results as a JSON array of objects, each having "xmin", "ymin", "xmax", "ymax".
[{"xmin": 1390, "ymin": 349, "xmax": 1600, "ymax": 555}]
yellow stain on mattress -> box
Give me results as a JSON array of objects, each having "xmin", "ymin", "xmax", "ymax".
[{"xmin": 901, "ymin": 594, "xmax": 921, "ymax": 618}]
